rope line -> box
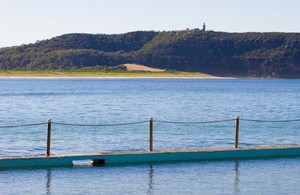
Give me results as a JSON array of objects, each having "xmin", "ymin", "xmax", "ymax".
[
  {"xmin": 240, "ymin": 118, "xmax": 300, "ymax": 123},
  {"xmin": 154, "ymin": 119, "xmax": 235, "ymax": 124},
  {"xmin": 0, "ymin": 122, "xmax": 47, "ymax": 129},
  {"xmin": 1, "ymin": 118, "xmax": 300, "ymax": 129},
  {"xmin": 52, "ymin": 120, "xmax": 149, "ymax": 127}
]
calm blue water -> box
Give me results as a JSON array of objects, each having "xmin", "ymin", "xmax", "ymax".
[{"xmin": 0, "ymin": 78, "xmax": 299, "ymax": 194}]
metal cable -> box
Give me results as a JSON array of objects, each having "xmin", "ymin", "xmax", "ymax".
[
  {"xmin": 52, "ymin": 120, "xmax": 149, "ymax": 127},
  {"xmin": 1, "ymin": 118, "xmax": 300, "ymax": 129},
  {"xmin": 154, "ymin": 119, "xmax": 235, "ymax": 124},
  {"xmin": 240, "ymin": 118, "xmax": 300, "ymax": 123},
  {"xmin": 0, "ymin": 122, "xmax": 47, "ymax": 129}
]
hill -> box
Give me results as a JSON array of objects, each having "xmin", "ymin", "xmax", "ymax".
[{"xmin": 1, "ymin": 30, "xmax": 300, "ymax": 78}]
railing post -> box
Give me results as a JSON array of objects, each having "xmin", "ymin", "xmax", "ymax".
[
  {"xmin": 46, "ymin": 119, "xmax": 52, "ymax": 156},
  {"xmin": 234, "ymin": 115, "xmax": 240, "ymax": 148},
  {"xmin": 149, "ymin": 117, "xmax": 153, "ymax": 151}
]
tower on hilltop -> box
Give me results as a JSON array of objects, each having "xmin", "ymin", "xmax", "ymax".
[{"xmin": 202, "ymin": 23, "xmax": 206, "ymax": 31}]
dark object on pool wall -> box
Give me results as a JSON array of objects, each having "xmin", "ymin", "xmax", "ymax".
[{"xmin": 92, "ymin": 159, "xmax": 105, "ymax": 166}]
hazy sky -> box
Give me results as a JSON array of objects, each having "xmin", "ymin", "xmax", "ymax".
[{"xmin": 1, "ymin": 0, "xmax": 300, "ymax": 47}]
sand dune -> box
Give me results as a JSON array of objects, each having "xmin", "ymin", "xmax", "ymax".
[{"xmin": 123, "ymin": 64, "xmax": 165, "ymax": 72}]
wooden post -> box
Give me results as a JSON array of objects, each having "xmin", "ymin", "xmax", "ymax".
[
  {"xmin": 234, "ymin": 115, "xmax": 240, "ymax": 148},
  {"xmin": 46, "ymin": 119, "xmax": 52, "ymax": 156},
  {"xmin": 149, "ymin": 117, "xmax": 153, "ymax": 151}
]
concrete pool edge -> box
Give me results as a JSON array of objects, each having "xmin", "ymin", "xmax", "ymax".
[{"xmin": 1, "ymin": 145, "xmax": 299, "ymax": 168}]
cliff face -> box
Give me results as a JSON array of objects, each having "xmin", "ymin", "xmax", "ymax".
[{"xmin": 1, "ymin": 30, "xmax": 300, "ymax": 78}]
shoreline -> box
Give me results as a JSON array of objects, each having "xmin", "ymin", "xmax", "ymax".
[
  {"xmin": 0, "ymin": 75, "xmax": 222, "ymax": 79},
  {"xmin": 0, "ymin": 71, "xmax": 224, "ymax": 79}
]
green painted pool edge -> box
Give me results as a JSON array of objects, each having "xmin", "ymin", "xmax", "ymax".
[{"xmin": 1, "ymin": 145, "xmax": 299, "ymax": 168}]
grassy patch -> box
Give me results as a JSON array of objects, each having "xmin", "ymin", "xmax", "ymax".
[{"xmin": 0, "ymin": 70, "xmax": 215, "ymax": 78}]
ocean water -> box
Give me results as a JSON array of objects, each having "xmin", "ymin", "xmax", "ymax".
[{"xmin": 0, "ymin": 78, "xmax": 299, "ymax": 194}]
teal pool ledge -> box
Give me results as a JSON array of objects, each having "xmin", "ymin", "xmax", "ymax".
[{"xmin": 1, "ymin": 145, "xmax": 300, "ymax": 168}]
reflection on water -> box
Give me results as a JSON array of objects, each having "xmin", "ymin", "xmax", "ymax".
[
  {"xmin": 234, "ymin": 161, "xmax": 240, "ymax": 195},
  {"xmin": 1, "ymin": 157, "xmax": 298, "ymax": 195},
  {"xmin": 41, "ymin": 161, "xmax": 242, "ymax": 195},
  {"xmin": 147, "ymin": 165, "xmax": 154, "ymax": 195},
  {"xmin": 46, "ymin": 169, "xmax": 52, "ymax": 195}
]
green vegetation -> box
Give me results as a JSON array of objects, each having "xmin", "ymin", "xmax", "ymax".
[
  {"xmin": 1, "ymin": 30, "xmax": 300, "ymax": 78},
  {"xmin": 0, "ymin": 69, "xmax": 213, "ymax": 78}
]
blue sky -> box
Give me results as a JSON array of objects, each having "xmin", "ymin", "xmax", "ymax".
[{"xmin": 1, "ymin": 0, "xmax": 300, "ymax": 47}]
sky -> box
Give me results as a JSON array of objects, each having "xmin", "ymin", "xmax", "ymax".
[{"xmin": 1, "ymin": 0, "xmax": 300, "ymax": 48}]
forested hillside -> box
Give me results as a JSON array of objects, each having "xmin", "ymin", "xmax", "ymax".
[{"xmin": 1, "ymin": 30, "xmax": 300, "ymax": 78}]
